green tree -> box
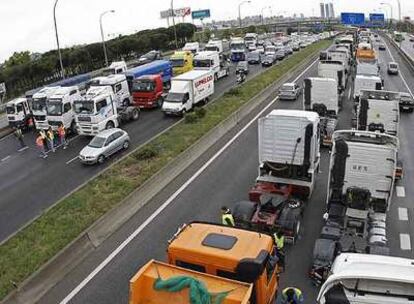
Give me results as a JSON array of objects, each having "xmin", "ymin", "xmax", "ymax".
[{"xmin": 4, "ymin": 51, "xmax": 31, "ymax": 68}]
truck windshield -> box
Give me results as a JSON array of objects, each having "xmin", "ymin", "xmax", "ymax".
[
  {"xmin": 205, "ymin": 46, "xmax": 218, "ymax": 52},
  {"xmin": 32, "ymin": 98, "xmax": 47, "ymax": 111},
  {"xmin": 102, "ymin": 68, "xmax": 115, "ymax": 76},
  {"xmin": 166, "ymin": 92, "xmax": 185, "ymax": 103},
  {"xmin": 47, "ymin": 100, "xmax": 63, "ymax": 116},
  {"xmin": 6, "ymin": 105, "xmax": 16, "ymax": 114},
  {"xmin": 88, "ymin": 136, "xmax": 106, "ymax": 148},
  {"xmin": 132, "ymin": 80, "xmax": 155, "ymax": 92},
  {"xmin": 231, "ymin": 43, "xmax": 244, "ymax": 50},
  {"xmin": 193, "ymin": 59, "xmax": 212, "ymax": 68},
  {"xmin": 170, "ymin": 59, "xmax": 185, "ymax": 67},
  {"xmin": 73, "ymin": 100, "xmax": 95, "ymax": 114}
]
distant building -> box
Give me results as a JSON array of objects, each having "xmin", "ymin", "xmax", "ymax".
[
  {"xmin": 325, "ymin": 3, "xmax": 330, "ymax": 18},
  {"xmin": 329, "ymin": 2, "xmax": 335, "ymax": 19},
  {"xmin": 300, "ymin": 13, "xmax": 304, "ymax": 19},
  {"xmin": 320, "ymin": 3, "xmax": 325, "ymax": 19}
]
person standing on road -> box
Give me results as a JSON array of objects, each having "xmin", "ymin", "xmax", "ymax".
[
  {"xmin": 281, "ymin": 287, "xmax": 304, "ymax": 304},
  {"xmin": 36, "ymin": 133, "xmax": 47, "ymax": 158},
  {"xmin": 221, "ymin": 206, "xmax": 235, "ymax": 226},
  {"xmin": 46, "ymin": 127, "xmax": 55, "ymax": 152},
  {"xmin": 274, "ymin": 230, "xmax": 285, "ymax": 271},
  {"xmin": 13, "ymin": 127, "xmax": 26, "ymax": 150},
  {"xmin": 58, "ymin": 123, "xmax": 68, "ymax": 149}
]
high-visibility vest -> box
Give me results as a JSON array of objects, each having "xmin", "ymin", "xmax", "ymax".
[
  {"xmin": 58, "ymin": 127, "xmax": 65, "ymax": 137},
  {"xmin": 47, "ymin": 130, "xmax": 54, "ymax": 140},
  {"xmin": 274, "ymin": 233, "xmax": 285, "ymax": 250},
  {"xmin": 282, "ymin": 287, "xmax": 303, "ymax": 302},
  {"xmin": 222, "ymin": 213, "xmax": 235, "ymax": 226},
  {"xmin": 36, "ymin": 136, "xmax": 44, "ymax": 147}
]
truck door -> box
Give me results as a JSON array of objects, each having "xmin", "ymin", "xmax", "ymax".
[
  {"xmin": 113, "ymin": 83, "xmax": 124, "ymax": 107},
  {"xmin": 63, "ymin": 102, "xmax": 72, "ymax": 127}
]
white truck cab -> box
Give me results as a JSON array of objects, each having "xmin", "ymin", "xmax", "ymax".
[
  {"xmin": 353, "ymin": 75, "xmax": 383, "ymax": 102},
  {"xmin": 102, "ymin": 61, "xmax": 127, "ymax": 76},
  {"xmin": 46, "ymin": 86, "xmax": 81, "ymax": 132},
  {"xmin": 6, "ymin": 97, "xmax": 32, "ymax": 129},
  {"xmin": 32, "ymin": 86, "xmax": 61, "ymax": 130},
  {"xmin": 88, "ymin": 74, "xmax": 131, "ymax": 108},
  {"xmin": 182, "ymin": 42, "xmax": 200, "ymax": 54},
  {"xmin": 74, "ymin": 86, "xmax": 119, "ymax": 136},
  {"xmin": 193, "ymin": 51, "xmax": 229, "ymax": 81}
]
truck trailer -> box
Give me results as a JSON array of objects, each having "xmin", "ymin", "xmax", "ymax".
[
  {"xmin": 318, "ymin": 60, "xmax": 347, "ymax": 93},
  {"xmin": 124, "ymin": 60, "xmax": 173, "ymax": 89}
]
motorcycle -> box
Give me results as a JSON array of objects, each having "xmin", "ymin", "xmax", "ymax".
[{"xmin": 236, "ymin": 70, "xmax": 246, "ymax": 84}]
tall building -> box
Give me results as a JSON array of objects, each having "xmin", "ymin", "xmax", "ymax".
[
  {"xmin": 320, "ymin": 2, "xmax": 325, "ymax": 19},
  {"xmin": 325, "ymin": 3, "xmax": 330, "ymax": 19},
  {"xmin": 329, "ymin": 2, "xmax": 335, "ymax": 19}
]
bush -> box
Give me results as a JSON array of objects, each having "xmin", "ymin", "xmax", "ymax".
[
  {"xmin": 134, "ymin": 146, "xmax": 159, "ymax": 160},
  {"xmin": 195, "ymin": 107, "xmax": 207, "ymax": 119},
  {"xmin": 184, "ymin": 112, "xmax": 198, "ymax": 124},
  {"xmin": 224, "ymin": 87, "xmax": 240, "ymax": 97}
]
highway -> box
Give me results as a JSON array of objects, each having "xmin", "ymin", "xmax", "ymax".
[
  {"xmin": 0, "ymin": 61, "xmax": 273, "ymax": 243},
  {"xmin": 33, "ymin": 36, "xmax": 414, "ymax": 304}
]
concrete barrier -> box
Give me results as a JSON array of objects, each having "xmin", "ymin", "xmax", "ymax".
[{"xmin": 2, "ymin": 45, "xmax": 325, "ymax": 304}]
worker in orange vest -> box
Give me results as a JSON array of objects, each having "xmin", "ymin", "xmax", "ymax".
[
  {"xmin": 46, "ymin": 127, "xmax": 55, "ymax": 152},
  {"xmin": 36, "ymin": 133, "xmax": 47, "ymax": 158},
  {"xmin": 58, "ymin": 123, "xmax": 68, "ymax": 149}
]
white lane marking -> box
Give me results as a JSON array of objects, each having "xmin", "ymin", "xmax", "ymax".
[
  {"xmin": 385, "ymin": 41, "xmax": 414, "ymax": 96},
  {"xmin": 396, "ymin": 186, "xmax": 406, "ymax": 197},
  {"xmin": 66, "ymin": 156, "xmax": 80, "ymax": 165},
  {"xmin": 59, "ymin": 58, "xmax": 320, "ymax": 304},
  {"xmin": 400, "ymin": 233, "xmax": 412, "ymax": 250},
  {"xmin": 18, "ymin": 146, "xmax": 29, "ymax": 152},
  {"xmin": 1, "ymin": 155, "xmax": 11, "ymax": 162},
  {"xmin": 398, "ymin": 207, "xmax": 408, "ymax": 221},
  {"xmin": 348, "ymin": 86, "xmax": 352, "ymax": 100}
]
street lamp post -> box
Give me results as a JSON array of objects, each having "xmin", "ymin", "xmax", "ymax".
[
  {"xmin": 53, "ymin": 0, "xmax": 65, "ymax": 79},
  {"xmin": 381, "ymin": 2, "xmax": 393, "ymax": 22},
  {"xmin": 100, "ymin": 10, "xmax": 115, "ymax": 67},
  {"xmin": 396, "ymin": 0, "xmax": 401, "ymax": 21},
  {"xmin": 238, "ymin": 1, "xmax": 251, "ymax": 28},
  {"xmin": 261, "ymin": 6, "xmax": 271, "ymax": 25},
  {"xmin": 171, "ymin": 0, "xmax": 178, "ymax": 49}
]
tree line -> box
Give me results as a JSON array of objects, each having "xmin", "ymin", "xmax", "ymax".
[{"xmin": 0, "ymin": 23, "xmax": 196, "ymax": 100}]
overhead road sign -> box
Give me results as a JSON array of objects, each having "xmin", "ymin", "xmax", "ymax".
[
  {"xmin": 369, "ymin": 13, "xmax": 385, "ymax": 26},
  {"xmin": 192, "ymin": 9, "xmax": 211, "ymax": 19},
  {"xmin": 341, "ymin": 13, "xmax": 365, "ymax": 25}
]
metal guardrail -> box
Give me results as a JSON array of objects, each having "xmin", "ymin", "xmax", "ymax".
[{"xmin": 382, "ymin": 33, "xmax": 414, "ymax": 73}]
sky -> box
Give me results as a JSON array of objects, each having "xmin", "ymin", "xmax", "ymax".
[{"xmin": 1, "ymin": 0, "xmax": 413, "ymax": 63}]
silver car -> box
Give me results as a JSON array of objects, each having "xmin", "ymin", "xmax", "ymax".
[
  {"xmin": 79, "ymin": 128, "xmax": 130, "ymax": 164},
  {"xmin": 278, "ymin": 82, "xmax": 301, "ymax": 100}
]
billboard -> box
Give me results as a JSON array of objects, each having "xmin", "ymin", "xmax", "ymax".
[
  {"xmin": 369, "ymin": 13, "xmax": 385, "ymax": 25},
  {"xmin": 192, "ymin": 9, "xmax": 211, "ymax": 19},
  {"xmin": 160, "ymin": 7, "xmax": 191, "ymax": 19},
  {"xmin": 341, "ymin": 13, "xmax": 365, "ymax": 25}
]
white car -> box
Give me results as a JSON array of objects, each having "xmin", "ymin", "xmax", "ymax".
[
  {"xmin": 278, "ymin": 82, "xmax": 301, "ymax": 100},
  {"xmin": 79, "ymin": 128, "xmax": 130, "ymax": 165},
  {"xmin": 387, "ymin": 62, "xmax": 399, "ymax": 75}
]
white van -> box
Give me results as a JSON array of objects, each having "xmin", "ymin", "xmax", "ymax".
[{"xmin": 162, "ymin": 70, "xmax": 214, "ymax": 116}]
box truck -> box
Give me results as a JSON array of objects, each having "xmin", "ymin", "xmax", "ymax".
[{"xmin": 162, "ymin": 70, "xmax": 214, "ymax": 116}]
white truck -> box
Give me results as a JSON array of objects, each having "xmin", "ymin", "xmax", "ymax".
[
  {"xmin": 32, "ymin": 86, "xmax": 61, "ymax": 130},
  {"xmin": 358, "ymin": 90, "xmax": 400, "ymax": 136},
  {"xmin": 193, "ymin": 51, "xmax": 229, "ymax": 81},
  {"xmin": 46, "ymin": 86, "xmax": 81, "ymax": 133},
  {"xmin": 74, "ymin": 86, "xmax": 119, "ymax": 136},
  {"xmin": 101, "ymin": 61, "xmax": 127, "ymax": 76},
  {"xmin": 88, "ymin": 74, "xmax": 131, "ymax": 108},
  {"xmin": 6, "ymin": 97, "xmax": 32, "ymax": 129},
  {"xmin": 356, "ymin": 61, "xmax": 380, "ymax": 77},
  {"xmin": 204, "ymin": 40, "xmax": 224, "ymax": 54},
  {"xmin": 317, "ymin": 253, "xmax": 414, "ymax": 304},
  {"xmin": 255, "ymin": 110, "xmax": 320, "ymax": 198},
  {"xmin": 244, "ymin": 33, "xmax": 258, "ymax": 47},
  {"xmin": 353, "ymin": 74, "xmax": 383, "ymax": 102},
  {"xmin": 303, "ymin": 77, "xmax": 339, "ymax": 146},
  {"xmin": 318, "ymin": 60, "xmax": 347, "ymax": 93},
  {"xmin": 162, "ymin": 70, "xmax": 214, "ymax": 116},
  {"xmin": 182, "ymin": 42, "xmax": 200, "ymax": 54}
]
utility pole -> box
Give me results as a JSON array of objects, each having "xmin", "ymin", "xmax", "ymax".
[
  {"xmin": 238, "ymin": 1, "xmax": 251, "ymax": 28},
  {"xmin": 100, "ymin": 10, "xmax": 115, "ymax": 67},
  {"xmin": 171, "ymin": 0, "xmax": 178, "ymax": 48},
  {"xmin": 53, "ymin": 0, "xmax": 65, "ymax": 79}
]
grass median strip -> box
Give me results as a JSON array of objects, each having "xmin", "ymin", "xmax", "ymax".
[{"xmin": 0, "ymin": 39, "xmax": 331, "ymax": 300}]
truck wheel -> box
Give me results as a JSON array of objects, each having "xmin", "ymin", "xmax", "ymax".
[
  {"xmin": 181, "ymin": 109, "xmax": 186, "ymax": 116},
  {"xmin": 131, "ymin": 108, "xmax": 140, "ymax": 121},
  {"xmin": 123, "ymin": 99, "xmax": 130, "ymax": 107},
  {"xmin": 106, "ymin": 121, "xmax": 115, "ymax": 129},
  {"xmin": 97, "ymin": 155, "xmax": 105, "ymax": 164},
  {"xmin": 214, "ymin": 74, "xmax": 218, "ymax": 82},
  {"xmin": 226, "ymin": 68, "xmax": 230, "ymax": 76}
]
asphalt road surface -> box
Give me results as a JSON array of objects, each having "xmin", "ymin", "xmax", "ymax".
[{"xmin": 0, "ymin": 58, "xmax": 276, "ymax": 243}]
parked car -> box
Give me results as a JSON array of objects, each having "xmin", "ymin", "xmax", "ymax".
[
  {"xmin": 138, "ymin": 50, "xmax": 161, "ymax": 65},
  {"xmin": 278, "ymin": 82, "xmax": 301, "ymax": 100},
  {"xmin": 387, "ymin": 62, "xmax": 399, "ymax": 75},
  {"xmin": 247, "ymin": 50, "xmax": 261, "ymax": 64},
  {"xmin": 399, "ymin": 92, "xmax": 414, "ymax": 112},
  {"xmin": 262, "ymin": 54, "xmax": 275, "ymax": 67},
  {"xmin": 79, "ymin": 128, "xmax": 130, "ymax": 165},
  {"xmin": 378, "ymin": 43, "xmax": 386, "ymax": 51},
  {"xmin": 236, "ymin": 61, "xmax": 249, "ymax": 75}
]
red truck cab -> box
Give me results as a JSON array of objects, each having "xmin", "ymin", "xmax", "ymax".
[{"xmin": 132, "ymin": 75, "xmax": 164, "ymax": 109}]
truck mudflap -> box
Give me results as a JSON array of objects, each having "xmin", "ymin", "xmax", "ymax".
[{"xmin": 320, "ymin": 117, "xmax": 338, "ymax": 147}]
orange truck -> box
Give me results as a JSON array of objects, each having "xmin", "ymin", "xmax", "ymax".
[
  {"xmin": 129, "ymin": 222, "xmax": 280, "ymax": 304},
  {"xmin": 356, "ymin": 48, "xmax": 376, "ymax": 61}
]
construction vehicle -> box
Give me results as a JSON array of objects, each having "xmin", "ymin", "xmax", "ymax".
[
  {"xmin": 6, "ymin": 97, "xmax": 32, "ymax": 129},
  {"xmin": 357, "ymin": 90, "xmax": 400, "ymax": 136},
  {"xmin": 304, "ymin": 77, "xmax": 340, "ymax": 146},
  {"xmin": 250, "ymin": 110, "xmax": 321, "ymax": 200},
  {"xmin": 170, "ymin": 51, "xmax": 193, "ymax": 76},
  {"xmin": 147, "ymin": 222, "xmax": 280, "ymax": 304},
  {"xmin": 32, "ymin": 86, "xmax": 61, "ymax": 130},
  {"xmin": 46, "ymin": 86, "xmax": 81, "ymax": 133},
  {"xmin": 129, "ymin": 260, "xmax": 253, "ymax": 304},
  {"xmin": 310, "ymin": 130, "xmax": 399, "ymax": 286},
  {"xmin": 131, "ymin": 74, "xmax": 165, "ymax": 109},
  {"xmin": 317, "ymin": 253, "xmax": 414, "ymax": 304}
]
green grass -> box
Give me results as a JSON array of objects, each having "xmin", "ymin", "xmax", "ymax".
[{"xmin": 0, "ymin": 39, "xmax": 331, "ymax": 300}]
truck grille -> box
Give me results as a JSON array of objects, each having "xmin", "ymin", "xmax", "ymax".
[
  {"xmin": 48, "ymin": 120, "xmax": 61, "ymax": 126},
  {"xmin": 34, "ymin": 115, "xmax": 46, "ymax": 121},
  {"xmin": 7, "ymin": 116, "xmax": 15, "ymax": 121},
  {"xmin": 77, "ymin": 116, "xmax": 92, "ymax": 122}
]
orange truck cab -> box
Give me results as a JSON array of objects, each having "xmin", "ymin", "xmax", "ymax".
[
  {"xmin": 356, "ymin": 48, "xmax": 376, "ymax": 61},
  {"xmin": 166, "ymin": 222, "xmax": 280, "ymax": 304},
  {"xmin": 129, "ymin": 260, "xmax": 253, "ymax": 304},
  {"xmin": 131, "ymin": 74, "xmax": 164, "ymax": 109}
]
